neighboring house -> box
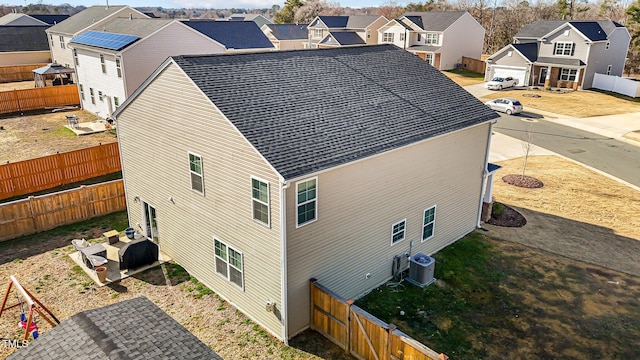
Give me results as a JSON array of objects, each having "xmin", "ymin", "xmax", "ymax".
[
  {"xmin": 0, "ymin": 25, "xmax": 51, "ymax": 65},
  {"xmin": 261, "ymin": 23, "xmax": 307, "ymax": 50},
  {"xmin": 485, "ymin": 20, "xmax": 630, "ymax": 89},
  {"xmin": 69, "ymin": 17, "xmax": 231, "ymax": 117},
  {"xmin": 0, "ymin": 13, "xmax": 68, "ymax": 26},
  {"xmin": 7, "ymin": 297, "xmax": 222, "ymax": 359},
  {"xmin": 181, "ymin": 20, "xmax": 275, "ymax": 52},
  {"xmin": 46, "ymin": 5, "xmax": 149, "ymax": 68},
  {"xmin": 317, "ymin": 31, "xmax": 365, "ymax": 48},
  {"xmin": 113, "ymin": 45, "xmax": 499, "ymax": 342},
  {"xmin": 378, "ymin": 11, "xmax": 484, "ymax": 70},
  {"xmin": 227, "ymin": 13, "xmax": 272, "ymax": 28},
  {"xmin": 307, "ymin": 15, "xmax": 388, "ymax": 48}
]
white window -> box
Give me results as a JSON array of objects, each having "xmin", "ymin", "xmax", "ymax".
[
  {"xmin": 606, "ymin": 65, "xmax": 612, "ymax": 75},
  {"xmin": 79, "ymin": 84, "xmax": 85, "ymax": 100},
  {"xmin": 98, "ymin": 91, "xmax": 103, "ymax": 102},
  {"xmin": 251, "ymin": 177, "xmax": 270, "ymax": 225},
  {"xmin": 559, "ymin": 68, "xmax": 578, "ymax": 81},
  {"xmin": 189, "ymin": 152, "xmax": 204, "ymax": 194},
  {"xmin": 382, "ymin": 32, "xmax": 394, "ymax": 43},
  {"xmin": 214, "ymin": 239, "xmax": 243, "ymax": 289},
  {"xmin": 49, "ymin": 34, "xmax": 54, "ymax": 47},
  {"xmin": 100, "ymin": 54, "xmax": 106, "ymax": 74},
  {"xmin": 605, "ymin": 42, "xmax": 610, "ymax": 50},
  {"xmin": 422, "ymin": 206, "xmax": 436, "ymax": 241},
  {"xmin": 114, "ymin": 96, "xmax": 119, "ymax": 108},
  {"xmin": 73, "ymin": 49, "xmax": 79, "ymax": 66},
  {"xmin": 507, "ymin": 50, "xmax": 513, "ymax": 57},
  {"xmin": 391, "ymin": 219, "xmax": 406, "ymax": 245},
  {"xmin": 426, "ymin": 33, "xmax": 439, "ymax": 45},
  {"xmin": 59, "ymin": 35, "xmax": 65, "ymax": 49},
  {"xmin": 116, "ymin": 58, "xmax": 122, "ymax": 78},
  {"xmin": 563, "ymin": 29, "xmax": 570, "ymax": 36},
  {"xmin": 89, "ymin": 87, "xmax": 95, "ymax": 104},
  {"xmin": 296, "ymin": 177, "xmax": 317, "ymax": 227},
  {"xmin": 313, "ymin": 29, "xmax": 323, "ymax": 38},
  {"xmin": 399, "ymin": 33, "xmax": 405, "ymax": 41},
  {"xmin": 554, "ymin": 42, "xmax": 574, "ymax": 56},
  {"xmin": 425, "ymin": 53, "xmax": 433, "ymax": 65}
]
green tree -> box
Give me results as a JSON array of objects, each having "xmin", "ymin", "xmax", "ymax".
[{"xmin": 274, "ymin": 0, "xmax": 303, "ymax": 24}]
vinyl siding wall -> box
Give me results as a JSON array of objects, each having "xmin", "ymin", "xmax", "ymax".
[
  {"xmin": 49, "ymin": 33, "xmax": 73, "ymax": 67},
  {"xmin": 0, "ymin": 51, "xmax": 50, "ymax": 66},
  {"xmin": 365, "ymin": 17, "xmax": 389, "ymax": 44},
  {"xmin": 75, "ymin": 49, "xmax": 124, "ymax": 117},
  {"xmin": 490, "ymin": 48, "xmax": 529, "ymax": 67},
  {"xmin": 439, "ymin": 13, "xmax": 485, "ymax": 70},
  {"xmin": 378, "ymin": 24, "xmax": 407, "ymax": 49},
  {"xmin": 538, "ymin": 25, "xmax": 589, "ymax": 60},
  {"xmin": 117, "ymin": 63, "xmax": 284, "ymax": 340},
  {"xmin": 583, "ymin": 28, "xmax": 630, "ymax": 88},
  {"xmin": 285, "ymin": 122, "xmax": 492, "ymax": 337},
  {"xmin": 120, "ymin": 22, "xmax": 226, "ymax": 97}
]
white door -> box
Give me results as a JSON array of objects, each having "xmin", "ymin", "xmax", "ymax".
[
  {"xmin": 492, "ymin": 67, "xmax": 527, "ymax": 85},
  {"xmin": 142, "ymin": 201, "xmax": 159, "ymax": 244}
]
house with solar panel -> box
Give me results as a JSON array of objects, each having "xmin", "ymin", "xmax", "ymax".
[
  {"xmin": 112, "ymin": 45, "xmax": 500, "ymax": 342},
  {"xmin": 45, "ymin": 5, "xmax": 149, "ymax": 69},
  {"xmin": 69, "ymin": 18, "xmax": 273, "ymax": 118},
  {"xmin": 261, "ymin": 24, "xmax": 308, "ymax": 50},
  {"xmin": 484, "ymin": 20, "xmax": 630, "ymax": 89},
  {"xmin": 378, "ymin": 11, "xmax": 484, "ymax": 70},
  {"xmin": 307, "ymin": 15, "xmax": 388, "ymax": 49}
]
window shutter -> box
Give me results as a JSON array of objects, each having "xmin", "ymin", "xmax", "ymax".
[
  {"xmin": 571, "ymin": 44, "xmax": 575, "ymax": 56},
  {"xmin": 553, "ymin": 43, "xmax": 557, "ymax": 54}
]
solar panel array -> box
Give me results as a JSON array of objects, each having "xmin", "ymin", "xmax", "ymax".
[{"xmin": 70, "ymin": 30, "xmax": 140, "ymax": 51}]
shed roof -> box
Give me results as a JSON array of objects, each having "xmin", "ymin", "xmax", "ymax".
[
  {"xmin": 7, "ymin": 297, "xmax": 222, "ymax": 360},
  {"xmin": 166, "ymin": 45, "xmax": 498, "ymax": 180},
  {"xmin": 264, "ymin": 24, "xmax": 308, "ymax": 40},
  {"xmin": 183, "ymin": 20, "xmax": 274, "ymax": 50},
  {"xmin": 0, "ymin": 25, "xmax": 49, "ymax": 52}
]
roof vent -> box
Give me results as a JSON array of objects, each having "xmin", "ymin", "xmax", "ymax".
[{"xmin": 129, "ymin": 13, "xmax": 133, "ymax": 21}]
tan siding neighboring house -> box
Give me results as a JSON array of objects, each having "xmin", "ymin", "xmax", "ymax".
[
  {"xmin": 285, "ymin": 122, "xmax": 491, "ymax": 336},
  {"xmin": 117, "ymin": 62, "xmax": 284, "ymax": 340}
]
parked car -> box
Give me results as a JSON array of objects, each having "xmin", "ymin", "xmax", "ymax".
[
  {"xmin": 486, "ymin": 76, "xmax": 519, "ymax": 90},
  {"xmin": 484, "ymin": 98, "xmax": 523, "ymax": 115}
]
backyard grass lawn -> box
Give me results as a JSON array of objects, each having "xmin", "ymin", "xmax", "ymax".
[
  {"xmin": 355, "ymin": 232, "xmax": 640, "ymax": 359},
  {"xmin": 443, "ymin": 70, "xmax": 485, "ymax": 86}
]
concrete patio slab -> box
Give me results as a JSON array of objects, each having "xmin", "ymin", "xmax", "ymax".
[{"xmin": 65, "ymin": 120, "xmax": 114, "ymax": 136}]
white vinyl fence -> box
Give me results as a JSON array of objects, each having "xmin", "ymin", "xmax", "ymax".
[{"xmin": 592, "ymin": 73, "xmax": 640, "ymax": 97}]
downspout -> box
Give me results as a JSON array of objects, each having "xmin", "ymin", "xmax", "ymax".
[
  {"xmin": 477, "ymin": 121, "xmax": 495, "ymax": 228},
  {"xmin": 279, "ymin": 180, "xmax": 290, "ymax": 343}
]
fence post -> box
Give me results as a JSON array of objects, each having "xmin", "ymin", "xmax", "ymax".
[
  {"xmin": 309, "ymin": 278, "xmax": 317, "ymax": 332},
  {"xmin": 81, "ymin": 185, "xmax": 90, "ymax": 220},
  {"xmin": 388, "ymin": 323, "xmax": 396, "ymax": 359},
  {"xmin": 12, "ymin": 89, "xmax": 21, "ymax": 114},
  {"xmin": 27, "ymin": 196, "xmax": 37, "ymax": 233}
]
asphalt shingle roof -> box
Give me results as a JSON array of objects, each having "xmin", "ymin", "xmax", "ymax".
[
  {"xmin": 515, "ymin": 20, "xmax": 619, "ymax": 41},
  {"xmin": 265, "ymin": 24, "xmax": 308, "ymax": 40},
  {"xmin": 30, "ymin": 14, "xmax": 69, "ymax": 25},
  {"xmin": 513, "ymin": 43, "xmax": 538, "ymax": 62},
  {"xmin": 0, "ymin": 25, "xmax": 49, "ymax": 52},
  {"xmin": 94, "ymin": 17, "xmax": 173, "ymax": 38},
  {"xmin": 536, "ymin": 56, "xmax": 585, "ymax": 66},
  {"xmin": 172, "ymin": 45, "xmax": 499, "ymax": 180},
  {"xmin": 0, "ymin": 13, "xmax": 47, "ymax": 26},
  {"xmin": 47, "ymin": 5, "xmax": 140, "ymax": 35},
  {"xmin": 317, "ymin": 16, "xmax": 348, "ymax": 28},
  {"xmin": 328, "ymin": 31, "xmax": 365, "ymax": 45},
  {"xmin": 7, "ymin": 297, "xmax": 222, "ymax": 360},
  {"xmin": 183, "ymin": 20, "xmax": 274, "ymax": 50},
  {"xmin": 402, "ymin": 11, "xmax": 467, "ymax": 31},
  {"xmin": 515, "ymin": 20, "xmax": 565, "ymax": 38},
  {"xmin": 345, "ymin": 15, "xmax": 383, "ymax": 29}
]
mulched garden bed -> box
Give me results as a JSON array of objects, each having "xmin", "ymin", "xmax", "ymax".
[
  {"xmin": 487, "ymin": 203, "xmax": 527, "ymax": 227},
  {"xmin": 502, "ymin": 174, "xmax": 543, "ymax": 188}
]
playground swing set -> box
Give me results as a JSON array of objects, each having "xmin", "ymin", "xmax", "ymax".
[{"xmin": 0, "ymin": 276, "xmax": 60, "ymax": 341}]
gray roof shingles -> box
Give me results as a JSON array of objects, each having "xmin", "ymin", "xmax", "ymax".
[
  {"xmin": 183, "ymin": 20, "xmax": 274, "ymax": 49},
  {"xmin": 402, "ymin": 11, "xmax": 466, "ymax": 31},
  {"xmin": 513, "ymin": 43, "xmax": 538, "ymax": 62},
  {"xmin": 30, "ymin": 14, "xmax": 69, "ymax": 25},
  {"xmin": 536, "ymin": 56, "xmax": 585, "ymax": 66},
  {"xmin": 7, "ymin": 297, "xmax": 222, "ymax": 360},
  {"xmin": 317, "ymin": 16, "xmax": 348, "ymax": 28},
  {"xmin": 265, "ymin": 23, "xmax": 308, "ymax": 40},
  {"xmin": 172, "ymin": 45, "xmax": 499, "ymax": 180},
  {"xmin": 515, "ymin": 20, "xmax": 619, "ymax": 41},
  {"xmin": 47, "ymin": 5, "xmax": 137, "ymax": 35},
  {"xmin": 330, "ymin": 31, "xmax": 366, "ymax": 45},
  {"xmin": 0, "ymin": 25, "xmax": 49, "ymax": 52}
]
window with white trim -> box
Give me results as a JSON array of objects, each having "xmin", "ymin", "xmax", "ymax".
[
  {"xmin": 313, "ymin": 29, "xmax": 323, "ymax": 38},
  {"xmin": 426, "ymin": 33, "xmax": 439, "ymax": 45},
  {"xmin": 422, "ymin": 206, "xmax": 436, "ymax": 241},
  {"xmin": 189, "ymin": 152, "xmax": 204, "ymax": 194},
  {"xmin": 214, "ymin": 239, "xmax": 243, "ymax": 288},
  {"xmin": 59, "ymin": 35, "xmax": 65, "ymax": 49},
  {"xmin": 399, "ymin": 33, "xmax": 405, "ymax": 41},
  {"xmin": 98, "ymin": 91, "xmax": 103, "ymax": 102},
  {"xmin": 606, "ymin": 65, "xmax": 612, "ymax": 75},
  {"xmin": 89, "ymin": 87, "xmax": 95, "ymax": 104},
  {"xmin": 251, "ymin": 177, "xmax": 269, "ymax": 225},
  {"xmin": 554, "ymin": 42, "xmax": 574, "ymax": 56},
  {"xmin": 73, "ymin": 49, "xmax": 79, "ymax": 66},
  {"xmin": 114, "ymin": 96, "xmax": 119, "ymax": 108},
  {"xmin": 79, "ymin": 84, "xmax": 85, "ymax": 100},
  {"xmin": 366, "ymin": 30, "xmax": 371, "ymax": 39},
  {"xmin": 382, "ymin": 32, "xmax": 394, "ymax": 43},
  {"xmin": 558, "ymin": 68, "xmax": 577, "ymax": 81},
  {"xmin": 296, "ymin": 177, "xmax": 317, "ymax": 226},
  {"xmin": 391, "ymin": 219, "xmax": 406, "ymax": 244},
  {"xmin": 116, "ymin": 58, "xmax": 122, "ymax": 78},
  {"xmin": 49, "ymin": 34, "xmax": 54, "ymax": 47},
  {"xmin": 425, "ymin": 53, "xmax": 433, "ymax": 65},
  {"xmin": 100, "ymin": 54, "xmax": 106, "ymax": 74}
]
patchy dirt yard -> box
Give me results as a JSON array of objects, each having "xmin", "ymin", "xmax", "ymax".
[{"xmin": 0, "ymin": 110, "xmax": 117, "ymax": 163}]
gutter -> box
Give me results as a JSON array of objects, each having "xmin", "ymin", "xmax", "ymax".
[
  {"xmin": 477, "ymin": 121, "xmax": 495, "ymax": 228},
  {"xmin": 279, "ymin": 180, "xmax": 290, "ymax": 343}
]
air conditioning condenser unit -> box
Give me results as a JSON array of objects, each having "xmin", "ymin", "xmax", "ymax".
[{"xmin": 407, "ymin": 253, "xmax": 435, "ymax": 287}]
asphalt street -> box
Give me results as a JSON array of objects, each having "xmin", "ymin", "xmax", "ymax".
[{"xmin": 493, "ymin": 113, "xmax": 640, "ymax": 187}]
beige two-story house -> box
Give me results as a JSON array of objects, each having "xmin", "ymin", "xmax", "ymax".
[
  {"xmin": 485, "ymin": 20, "xmax": 630, "ymax": 89},
  {"xmin": 378, "ymin": 11, "xmax": 485, "ymax": 70},
  {"xmin": 113, "ymin": 45, "xmax": 499, "ymax": 342},
  {"xmin": 307, "ymin": 15, "xmax": 388, "ymax": 48}
]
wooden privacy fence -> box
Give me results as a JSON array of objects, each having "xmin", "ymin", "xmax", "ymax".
[
  {"xmin": 461, "ymin": 56, "xmax": 486, "ymax": 74},
  {"xmin": 310, "ymin": 279, "xmax": 447, "ymax": 360},
  {"xmin": 0, "ymin": 64, "xmax": 47, "ymax": 83},
  {"xmin": 0, "ymin": 179, "xmax": 125, "ymax": 242},
  {"xmin": 0, "ymin": 85, "xmax": 79, "ymax": 114},
  {"xmin": 0, "ymin": 142, "xmax": 121, "ymax": 201}
]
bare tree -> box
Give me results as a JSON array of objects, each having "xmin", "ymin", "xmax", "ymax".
[
  {"xmin": 378, "ymin": 0, "xmax": 405, "ymax": 19},
  {"xmin": 520, "ymin": 120, "xmax": 536, "ymax": 179}
]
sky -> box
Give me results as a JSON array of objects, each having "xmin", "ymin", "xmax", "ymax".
[{"xmin": 4, "ymin": 0, "xmax": 399, "ymax": 10}]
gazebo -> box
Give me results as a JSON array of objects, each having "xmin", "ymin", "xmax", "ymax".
[{"xmin": 32, "ymin": 63, "xmax": 75, "ymax": 87}]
